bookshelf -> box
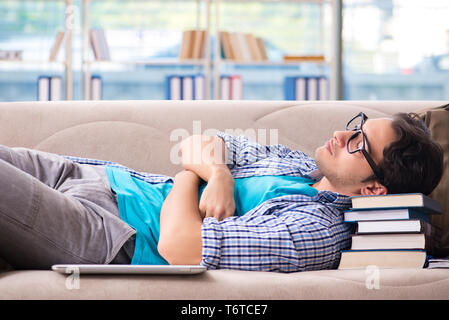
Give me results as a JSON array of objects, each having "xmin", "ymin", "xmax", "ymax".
[
  {"xmin": 80, "ymin": 0, "xmax": 212, "ymax": 100},
  {"xmin": 1, "ymin": 0, "xmax": 342, "ymax": 101},
  {"xmin": 0, "ymin": 0, "xmax": 74, "ymax": 101},
  {"xmin": 212, "ymin": 0, "xmax": 337, "ymax": 100}
]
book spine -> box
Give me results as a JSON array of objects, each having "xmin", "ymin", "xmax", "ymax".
[
  {"xmin": 194, "ymin": 74, "xmax": 205, "ymax": 100},
  {"xmin": 220, "ymin": 75, "xmax": 230, "ymax": 100},
  {"xmin": 91, "ymin": 75, "xmax": 102, "ymax": 100},
  {"xmin": 50, "ymin": 76, "xmax": 62, "ymax": 101},
  {"xmin": 283, "ymin": 77, "xmax": 296, "ymax": 100},
  {"xmin": 37, "ymin": 76, "xmax": 50, "ymax": 101}
]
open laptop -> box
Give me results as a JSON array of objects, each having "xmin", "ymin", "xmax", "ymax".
[{"xmin": 51, "ymin": 264, "xmax": 206, "ymax": 275}]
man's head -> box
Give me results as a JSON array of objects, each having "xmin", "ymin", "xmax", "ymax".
[{"xmin": 314, "ymin": 112, "xmax": 444, "ymax": 197}]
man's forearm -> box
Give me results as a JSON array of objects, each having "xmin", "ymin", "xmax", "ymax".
[
  {"xmin": 180, "ymin": 135, "xmax": 230, "ymax": 182},
  {"xmin": 158, "ymin": 170, "xmax": 203, "ymax": 265}
]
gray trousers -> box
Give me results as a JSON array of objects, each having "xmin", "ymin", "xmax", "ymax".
[{"xmin": 0, "ymin": 144, "xmax": 136, "ymax": 270}]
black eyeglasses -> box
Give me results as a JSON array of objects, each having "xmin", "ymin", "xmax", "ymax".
[{"xmin": 346, "ymin": 112, "xmax": 384, "ymax": 183}]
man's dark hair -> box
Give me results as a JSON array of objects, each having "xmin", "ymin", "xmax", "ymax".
[{"xmin": 364, "ymin": 112, "xmax": 444, "ymax": 195}]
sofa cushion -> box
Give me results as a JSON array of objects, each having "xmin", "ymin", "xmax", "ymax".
[{"xmin": 417, "ymin": 104, "xmax": 449, "ymax": 256}]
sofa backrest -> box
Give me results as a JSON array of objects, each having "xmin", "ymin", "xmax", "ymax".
[{"xmin": 0, "ymin": 100, "xmax": 442, "ymax": 177}]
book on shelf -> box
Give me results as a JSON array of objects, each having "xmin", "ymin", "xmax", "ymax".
[
  {"xmin": 50, "ymin": 76, "xmax": 62, "ymax": 101},
  {"xmin": 283, "ymin": 55, "xmax": 325, "ymax": 63},
  {"xmin": 166, "ymin": 75, "xmax": 182, "ymax": 100},
  {"xmin": 182, "ymin": 75, "xmax": 194, "ymax": 100},
  {"xmin": 246, "ymin": 33, "xmax": 263, "ymax": 61},
  {"xmin": 179, "ymin": 30, "xmax": 195, "ymax": 60},
  {"xmin": 38, "ymin": 76, "xmax": 50, "ymax": 101},
  {"xmin": 179, "ymin": 29, "xmax": 206, "ymax": 60},
  {"xmin": 350, "ymin": 193, "xmax": 442, "ymax": 215},
  {"xmin": 90, "ymin": 28, "xmax": 110, "ymax": 61},
  {"xmin": 236, "ymin": 33, "xmax": 252, "ymax": 62},
  {"xmin": 90, "ymin": 75, "xmax": 102, "ymax": 100},
  {"xmin": 230, "ymin": 75, "xmax": 243, "ymax": 100},
  {"xmin": 192, "ymin": 30, "xmax": 206, "ymax": 59},
  {"xmin": 338, "ymin": 249, "xmax": 427, "ymax": 269},
  {"xmin": 219, "ymin": 31, "xmax": 234, "ymax": 60},
  {"xmin": 37, "ymin": 76, "xmax": 63, "ymax": 101},
  {"xmin": 220, "ymin": 75, "xmax": 243, "ymax": 100},
  {"xmin": 220, "ymin": 75, "xmax": 231, "ymax": 100},
  {"xmin": 284, "ymin": 76, "xmax": 329, "ymax": 101},
  {"xmin": 255, "ymin": 37, "xmax": 268, "ymax": 60},
  {"xmin": 228, "ymin": 33, "xmax": 243, "ymax": 61},
  {"xmin": 49, "ymin": 30, "xmax": 65, "ymax": 61},
  {"xmin": 165, "ymin": 74, "xmax": 205, "ymax": 100},
  {"xmin": 194, "ymin": 74, "xmax": 205, "ymax": 100}
]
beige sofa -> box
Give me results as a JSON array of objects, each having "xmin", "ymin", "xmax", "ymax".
[{"xmin": 0, "ymin": 99, "xmax": 448, "ymax": 300}]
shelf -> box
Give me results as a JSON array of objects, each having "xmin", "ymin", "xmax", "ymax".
[
  {"xmin": 0, "ymin": 60, "xmax": 66, "ymax": 65},
  {"xmin": 84, "ymin": 59, "xmax": 208, "ymax": 66},
  {"xmin": 218, "ymin": 59, "xmax": 327, "ymax": 66}
]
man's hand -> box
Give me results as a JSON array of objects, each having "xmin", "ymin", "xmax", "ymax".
[{"xmin": 199, "ymin": 167, "xmax": 235, "ymax": 221}]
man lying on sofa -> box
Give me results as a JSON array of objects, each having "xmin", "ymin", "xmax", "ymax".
[{"xmin": 0, "ymin": 112, "xmax": 443, "ymax": 272}]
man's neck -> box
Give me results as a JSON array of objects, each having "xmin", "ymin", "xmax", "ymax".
[{"xmin": 312, "ymin": 177, "xmax": 359, "ymax": 197}]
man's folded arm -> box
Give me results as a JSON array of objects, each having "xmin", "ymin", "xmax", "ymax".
[{"xmin": 158, "ymin": 170, "xmax": 203, "ymax": 265}]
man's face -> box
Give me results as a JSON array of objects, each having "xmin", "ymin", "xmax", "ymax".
[{"xmin": 314, "ymin": 116, "xmax": 397, "ymax": 191}]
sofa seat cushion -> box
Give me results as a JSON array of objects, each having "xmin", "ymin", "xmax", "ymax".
[{"xmin": 1, "ymin": 269, "xmax": 449, "ymax": 300}]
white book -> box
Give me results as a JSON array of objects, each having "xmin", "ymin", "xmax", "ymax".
[
  {"xmin": 182, "ymin": 76, "xmax": 193, "ymax": 100},
  {"xmin": 307, "ymin": 78, "xmax": 318, "ymax": 101},
  {"xmin": 194, "ymin": 74, "xmax": 205, "ymax": 100},
  {"xmin": 90, "ymin": 30, "xmax": 101, "ymax": 60},
  {"xmin": 38, "ymin": 77, "xmax": 50, "ymax": 101},
  {"xmin": 236, "ymin": 33, "xmax": 252, "ymax": 61},
  {"xmin": 91, "ymin": 77, "xmax": 102, "ymax": 100},
  {"xmin": 230, "ymin": 75, "xmax": 242, "ymax": 100},
  {"xmin": 357, "ymin": 219, "xmax": 427, "ymax": 234},
  {"xmin": 96, "ymin": 28, "xmax": 110, "ymax": 60},
  {"xmin": 295, "ymin": 78, "xmax": 306, "ymax": 100},
  {"xmin": 50, "ymin": 76, "xmax": 62, "ymax": 101},
  {"xmin": 220, "ymin": 76, "xmax": 230, "ymax": 100},
  {"xmin": 319, "ymin": 77, "xmax": 328, "ymax": 100},
  {"xmin": 351, "ymin": 233, "xmax": 426, "ymax": 250},
  {"xmin": 169, "ymin": 76, "xmax": 181, "ymax": 100}
]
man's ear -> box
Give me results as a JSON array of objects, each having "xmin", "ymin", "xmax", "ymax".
[{"xmin": 360, "ymin": 181, "xmax": 388, "ymax": 196}]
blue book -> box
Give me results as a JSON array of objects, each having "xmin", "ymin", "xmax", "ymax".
[{"xmin": 283, "ymin": 76, "xmax": 297, "ymax": 100}]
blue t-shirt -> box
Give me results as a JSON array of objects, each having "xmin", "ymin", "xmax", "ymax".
[{"xmin": 105, "ymin": 166, "xmax": 317, "ymax": 265}]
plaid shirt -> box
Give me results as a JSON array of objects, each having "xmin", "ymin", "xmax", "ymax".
[{"xmin": 63, "ymin": 131, "xmax": 353, "ymax": 273}]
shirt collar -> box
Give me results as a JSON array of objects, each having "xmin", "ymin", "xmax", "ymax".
[{"xmin": 315, "ymin": 190, "xmax": 352, "ymax": 211}]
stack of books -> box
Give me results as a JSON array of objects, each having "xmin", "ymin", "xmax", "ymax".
[{"xmin": 338, "ymin": 193, "xmax": 442, "ymax": 269}]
